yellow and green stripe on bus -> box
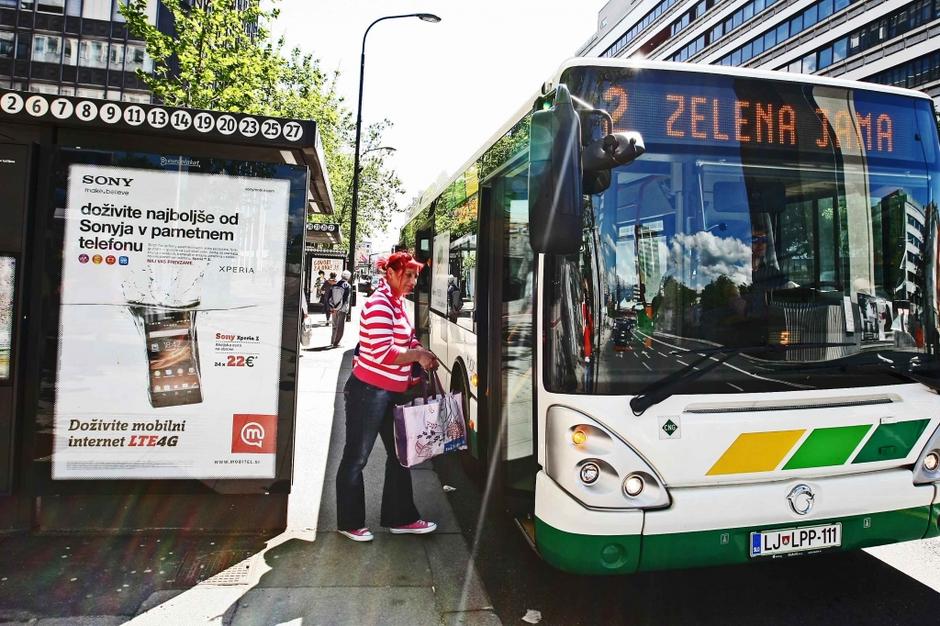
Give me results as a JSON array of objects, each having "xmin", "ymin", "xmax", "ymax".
[{"xmin": 707, "ymin": 419, "xmax": 931, "ymax": 475}]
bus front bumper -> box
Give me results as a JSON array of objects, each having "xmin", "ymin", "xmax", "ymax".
[{"xmin": 533, "ymin": 470, "xmax": 940, "ymax": 575}]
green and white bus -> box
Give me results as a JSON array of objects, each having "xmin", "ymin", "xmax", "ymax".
[{"xmin": 400, "ymin": 58, "xmax": 940, "ymax": 574}]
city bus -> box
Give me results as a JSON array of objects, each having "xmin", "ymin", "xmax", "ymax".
[{"xmin": 399, "ymin": 58, "xmax": 940, "ymax": 574}]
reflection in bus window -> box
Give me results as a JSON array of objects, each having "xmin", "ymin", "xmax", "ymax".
[
  {"xmin": 546, "ymin": 69, "xmax": 938, "ymax": 396},
  {"xmin": 449, "ymin": 232, "xmax": 476, "ymax": 331}
]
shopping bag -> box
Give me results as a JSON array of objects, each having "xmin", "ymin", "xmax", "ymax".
[
  {"xmin": 300, "ymin": 314, "xmax": 314, "ymax": 348},
  {"xmin": 393, "ymin": 372, "xmax": 467, "ymax": 468}
]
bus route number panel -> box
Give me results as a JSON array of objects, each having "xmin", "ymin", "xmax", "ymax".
[{"xmin": 750, "ymin": 523, "xmax": 842, "ymax": 558}]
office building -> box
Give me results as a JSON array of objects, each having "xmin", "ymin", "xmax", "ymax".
[
  {"xmin": 2, "ymin": 0, "xmax": 164, "ymax": 102},
  {"xmin": 577, "ymin": 0, "xmax": 940, "ymax": 102}
]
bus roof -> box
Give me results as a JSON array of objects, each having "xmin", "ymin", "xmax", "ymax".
[
  {"xmin": 554, "ymin": 58, "xmax": 934, "ymax": 101},
  {"xmin": 408, "ymin": 58, "xmax": 935, "ymax": 223}
]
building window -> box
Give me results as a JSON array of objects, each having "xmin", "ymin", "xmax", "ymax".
[
  {"xmin": 31, "ymin": 34, "xmax": 62, "ymax": 64},
  {"xmin": 122, "ymin": 90, "xmax": 151, "ymax": 103},
  {"xmin": 75, "ymin": 86, "xmax": 105, "ymax": 98},
  {"xmin": 81, "ymin": 0, "xmax": 111, "ymax": 20},
  {"xmin": 789, "ymin": 13, "xmax": 803, "ymax": 33},
  {"xmin": 125, "ymin": 44, "xmax": 150, "ymax": 72},
  {"xmin": 63, "ymin": 37, "xmax": 77, "ymax": 65},
  {"xmin": 832, "ymin": 37, "xmax": 847, "ymax": 62},
  {"xmin": 37, "ymin": 0, "xmax": 65, "ymax": 14},
  {"xmin": 868, "ymin": 50, "xmax": 940, "ymax": 89},
  {"xmin": 15, "ymin": 34, "xmax": 29, "ymax": 59},
  {"xmin": 79, "ymin": 39, "xmax": 108, "ymax": 68},
  {"xmin": 29, "ymin": 82, "xmax": 60, "ymax": 94},
  {"xmin": 0, "ymin": 32, "xmax": 13, "ymax": 59},
  {"xmin": 802, "ymin": 52, "xmax": 817, "ymax": 72},
  {"xmin": 112, "ymin": 0, "xmax": 129, "ymax": 22},
  {"xmin": 109, "ymin": 43, "xmax": 125, "ymax": 71}
]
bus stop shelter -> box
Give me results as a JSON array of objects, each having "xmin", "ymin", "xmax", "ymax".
[{"xmin": 0, "ymin": 89, "xmax": 333, "ymax": 533}]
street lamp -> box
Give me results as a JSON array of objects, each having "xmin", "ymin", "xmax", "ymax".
[
  {"xmin": 362, "ymin": 145, "xmax": 397, "ymax": 156},
  {"xmin": 348, "ymin": 13, "xmax": 441, "ymax": 305},
  {"xmin": 358, "ymin": 146, "xmax": 397, "ymax": 172}
]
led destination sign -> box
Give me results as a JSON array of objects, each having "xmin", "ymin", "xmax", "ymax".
[
  {"xmin": 659, "ymin": 94, "xmax": 894, "ymax": 153},
  {"xmin": 585, "ymin": 70, "xmax": 925, "ymax": 161}
]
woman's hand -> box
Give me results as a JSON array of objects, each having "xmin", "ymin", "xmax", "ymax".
[{"xmin": 414, "ymin": 348, "xmax": 439, "ymax": 371}]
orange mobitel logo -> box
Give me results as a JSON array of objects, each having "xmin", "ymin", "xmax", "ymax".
[{"xmin": 231, "ymin": 414, "xmax": 276, "ymax": 453}]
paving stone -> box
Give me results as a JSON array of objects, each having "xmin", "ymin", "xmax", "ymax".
[
  {"xmin": 254, "ymin": 534, "xmax": 432, "ymax": 588},
  {"xmin": 230, "ymin": 586, "xmax": 440, "ymax": 626},
  {"xmin": 443, "ymin": 610, "xmax": 503, "ymax": 626},
  {"xmin": 133, "ymin": 590, "xmax": 186, "ymax": 614},
  {"xmin": 425, "ymin": 534, "xmax": 494, "ymax": 614},
  {"xmin": 129, "ymin": 587, "xmax": 244, "ymax": 625},
  {"xmin": 37, "ymin": 618, "xmax": 127, "ymax": 626}
]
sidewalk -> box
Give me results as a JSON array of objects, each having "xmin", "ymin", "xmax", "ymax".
[{"xmin": 0, "ymin": 305, "xmax": 500, "ymax": 625}]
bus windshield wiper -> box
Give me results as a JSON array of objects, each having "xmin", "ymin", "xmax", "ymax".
[
  {"xmin": 797, "ymin": 351, "xmax": 940, "ymax": 393},
  {"xmin": 629, "ymin": 342, "xmax": 855, "ymax": 416}
]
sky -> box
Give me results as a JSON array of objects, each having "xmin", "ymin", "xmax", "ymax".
[{"xmin": 273, "ymin": 0, "xmax": 601, "ymax": 251}]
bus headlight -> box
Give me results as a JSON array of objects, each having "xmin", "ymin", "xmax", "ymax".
[
  {"xmin": 913, "ymin": 425, "xmax": 940, "ymax": 485},
  {"xmin": 623, "ymin": 474, "xmax": 644, "ymax": 497},
  {"xmin": 545, "ymin": 406, "xmax": 670, "ymax": 510},
  {"xmin": 924, "ymin": 451, "xmax": 939, "ymax": 472},
  {"xmin": 580, "ymin": 461, "xmax": 601, "ymax": 484}
]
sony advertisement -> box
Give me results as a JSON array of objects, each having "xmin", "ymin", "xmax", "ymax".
[
  {"xmin": 53, "ymin": 159, "xmax": 295, "ymax": 479},
  {"xmin": 0, "ymin": 256, "xmax": 13, "ymax": 380}
]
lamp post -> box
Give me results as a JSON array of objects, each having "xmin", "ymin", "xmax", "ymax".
[
  {"xmin": 358, "ymin": 145, "xmax": 397, "ymax": 172},
  {"xmin": 348, "ymin": 13, "xmax": 440, "ymax": 305}
]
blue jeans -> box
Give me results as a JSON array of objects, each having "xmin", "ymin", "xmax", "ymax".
[{"xmin": 335, "ymin": 374, "xmax": 420, "ymax": 530}]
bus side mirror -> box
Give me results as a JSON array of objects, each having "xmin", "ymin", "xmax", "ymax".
[
  {"xmin": 583, "ymin": 132, "xmax": 645, "ymax": 171},
  {"xmin": 529, "ymin": 84, "xmax": 583, "ymax": 255}
]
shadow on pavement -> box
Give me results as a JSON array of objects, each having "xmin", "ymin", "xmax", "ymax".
[{"xmin": 0, "ymin": 532, "xmax": 270, "ymax": 622}]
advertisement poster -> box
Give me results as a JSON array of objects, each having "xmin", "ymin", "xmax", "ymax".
[
  {"xmin": 0, "ymin": 256, "xmax": 13, "ymax": 380},
  {"xmin": 53, "ymin": 163, "xmax": 290, "ymax": 479},
  {"xmin": 310, "ymin": 256, "xmax": 344, "ymax": 276}
]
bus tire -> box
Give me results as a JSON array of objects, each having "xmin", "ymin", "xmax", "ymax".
[{"xmin": 450, "ymin": 361, "xmax": 481, "ymax": 480}]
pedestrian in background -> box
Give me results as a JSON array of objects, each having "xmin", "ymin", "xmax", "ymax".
[
  {"xmin": 447, "ymin": 275, "xmax": 461, "ymax": 322},
  {"xmin": 329, "ymin": 270, "xmax": 352, "ymax": 348},
  {"xmin": 321, "ymin": 271, "xmax": 336, "ymax": 322},
  {"xmin": 335, "ymin": 250, "xmax": 439, "ymax": 542}
]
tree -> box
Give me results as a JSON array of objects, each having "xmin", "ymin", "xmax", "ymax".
[
  {"xmin": 122, "ymin": 0, "xmax": 405, "ymax": 245},
  {"xmin": 122, "ymin": 0, "xmax": 282, "ymax": 113}
]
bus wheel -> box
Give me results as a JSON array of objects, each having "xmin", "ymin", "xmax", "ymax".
[{"xmin": 451, "ymin": 364, "xmax": 482, "ymax": 482}]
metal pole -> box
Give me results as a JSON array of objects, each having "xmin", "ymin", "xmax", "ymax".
[
  {"xmin": 347, "ymin": 13, "xmax": 440, "ymax": 308},
  {"xmin": 347, "ymin": 25, "xmax": 368, "ymax": 307}
]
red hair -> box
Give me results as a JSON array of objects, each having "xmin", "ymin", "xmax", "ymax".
[{"xmin": 385, "ymin": 251, "xmax": 423, "ymax": 273}]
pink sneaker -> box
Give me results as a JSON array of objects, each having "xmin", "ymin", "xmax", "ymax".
[
  {"xmin": 388, "ymin": 520, "xmax": 437, "ymax": 535},
  {"xmin": 339, "ymin": 528, "xmax": 374, "ymax": 542}
]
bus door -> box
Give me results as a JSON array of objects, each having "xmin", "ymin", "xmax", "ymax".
[{"xmin": 479, "ymin": 159, "xmax": 538, "ymax": 516}]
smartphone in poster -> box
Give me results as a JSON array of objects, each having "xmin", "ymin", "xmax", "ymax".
[
  {"xmin": 0, "ymin": 256, "xmax": 13, "ymax": 380},
  {"xmin": 53, "ymin": 163, "xmax": 291, "ymax": 479}
]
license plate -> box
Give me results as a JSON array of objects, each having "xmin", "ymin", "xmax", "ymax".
[{"xmin": 749, "ymin": 523, "xmax": 841, "ymax": 557}]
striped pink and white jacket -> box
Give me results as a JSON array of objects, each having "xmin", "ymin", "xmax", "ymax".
[{"xmin": 352, "ymin": 280, "xmax": 421, "ymax": 392}]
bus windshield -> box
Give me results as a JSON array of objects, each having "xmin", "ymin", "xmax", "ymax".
[{"xmin": 545, "ymin": 66, "xmax": 940, "ymax": 396}]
